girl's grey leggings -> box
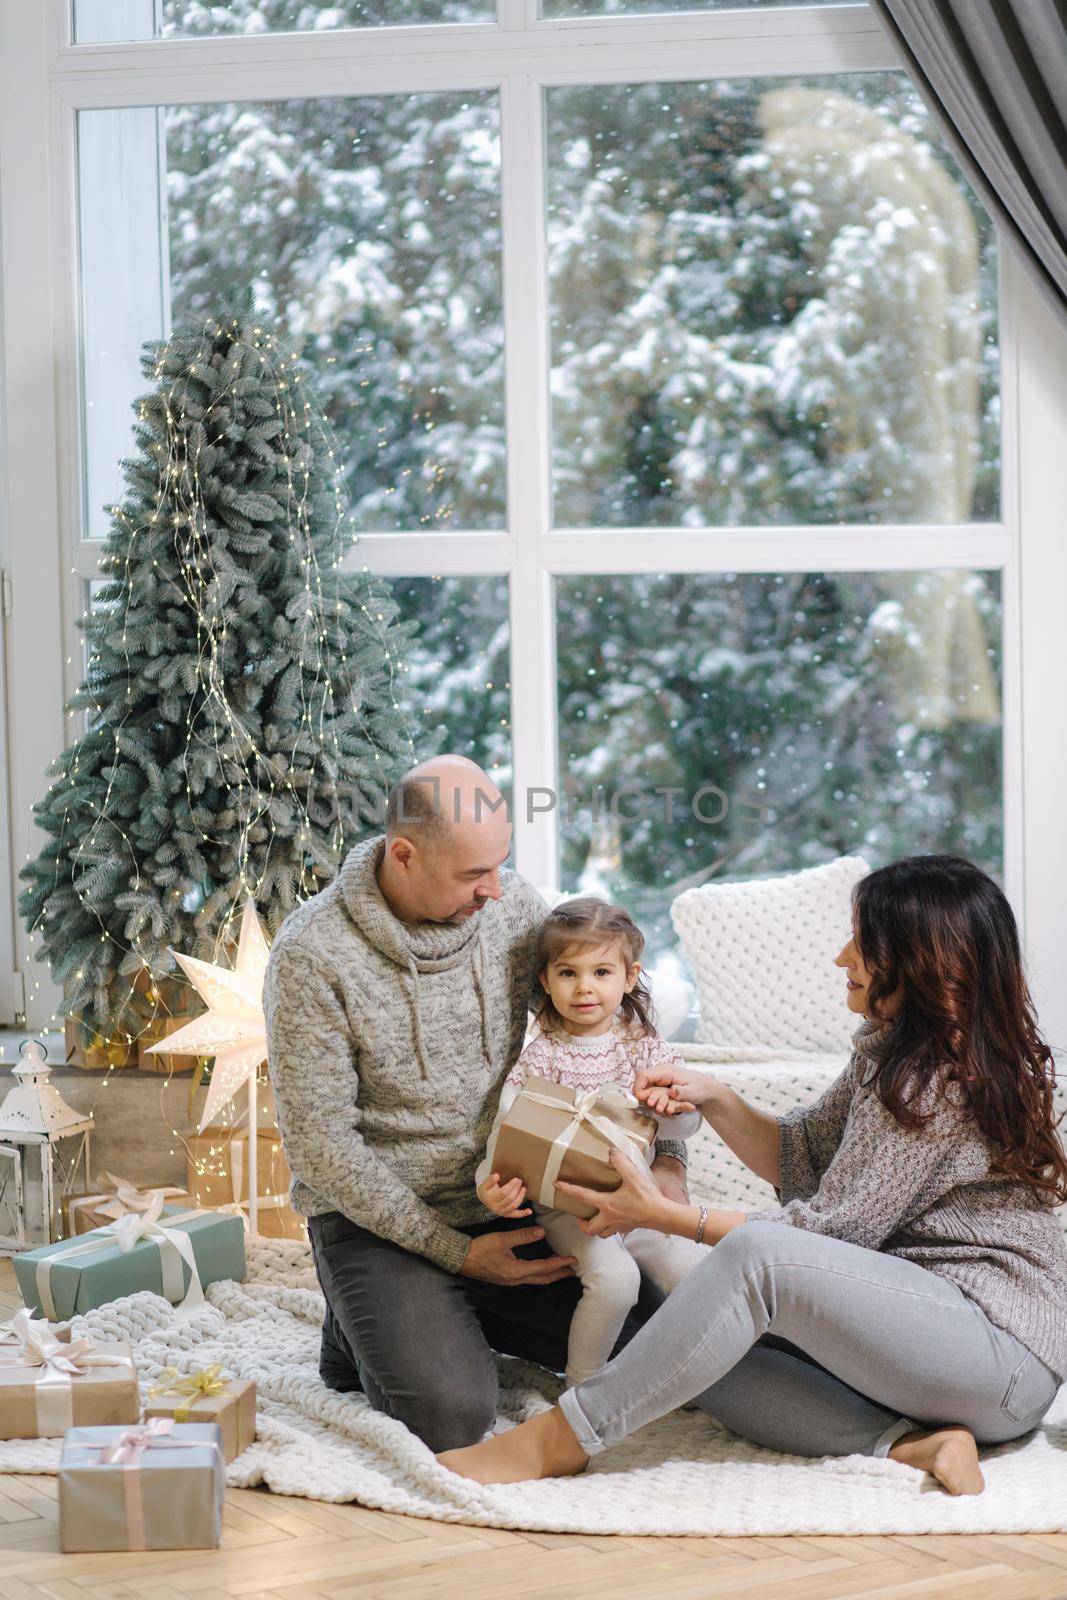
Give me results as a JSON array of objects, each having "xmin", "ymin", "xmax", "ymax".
[{"xmin": 557, "ymin": 1220, "xmax": 1061, "ymax": 1459}]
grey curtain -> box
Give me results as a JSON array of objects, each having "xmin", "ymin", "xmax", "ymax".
[{"xmin": 869, "ymin": 0, "xmax": 1067, "ymax": 325}]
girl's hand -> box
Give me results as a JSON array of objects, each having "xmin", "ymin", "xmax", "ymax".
[
  {"xmin": 556, "ymin": 1149, "xmax": 668, "ymax": 1237},
  {"xmin": 634, "ymin": 1065, "xmax": 722, "ymax": 1115},
  {"xmin": 477, "ymin": 1174, "xmax": 532, "ymax": 1219}
]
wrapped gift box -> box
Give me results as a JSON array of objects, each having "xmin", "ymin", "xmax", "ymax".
[
  {"xmin": 489, "ymin": 1077, "xmax": 658, "ymax": 1220},
  {"xmin": 13, "ymin": 1204, "xmax": 246, "ymax": 1322},
  {"xmin": 136, "ymin": 1011, "xmax": 202, "ymax": 1075},
  {"xmin": 59, "ymin": 1421, "xmax": 224, "ymax": 1551},
  {"xmin": 62, "ymin": 1180, "xmax": 194, "ymax": 1237},
  {"xmin": 64, "ymin": 1017, "xmax": 136, "ymax": 1071},
  {"xmin": 145, "ymin": 1368, "xmax": 256, "ymax": 1463},
  {"xmin": 0, "ymin": 1313, "xmax": 70, "ymax": 1346},
  {"xmin": 187, "ymin": 1124, "xmax": 305, "ymax": 1240},
  {"xmin": 0, "ymin": 1335, "xmax": 138, "ymax": 1439}
]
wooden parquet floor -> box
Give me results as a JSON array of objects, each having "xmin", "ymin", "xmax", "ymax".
[{"xmin": 3, "ymin": 1267, "xmax": 1067, "ymax": 1600}]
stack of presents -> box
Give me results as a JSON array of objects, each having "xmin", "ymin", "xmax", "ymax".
[
  {"xmin": 0, "ymin": 1064, "xmax": 669, "ymax": 1551},
  {"xmin": 0, "ymin": 1114, "xmax": 305, "ymax": 1552}
]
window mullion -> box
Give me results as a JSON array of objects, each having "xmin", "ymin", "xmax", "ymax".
[
  {"xmin": 536, "ymin": 527, "xmax": 1013, "ymax": 575},
  {"xmin": 501, "ymin": 71, "xmax": 559, "ymax": 889}
]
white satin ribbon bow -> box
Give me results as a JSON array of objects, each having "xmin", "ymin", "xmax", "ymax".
[
  {"xmin": 91, "ymin": 1172, "xmax": 188, "ymax": 1223},
  {"xmin": 518, "ymin": 1084, "xmax": 653, "ymax": 1208},
  {"xmin": 3, "ymin": 1307, "xmax": 132, "ymax": 1434},
  {"xmin": 35, "ymin": 1193, "xmax": 206, "ymax": 1321}
]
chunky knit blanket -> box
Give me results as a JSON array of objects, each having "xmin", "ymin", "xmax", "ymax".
[
  {"xmin": 1, "ymin": 1056, "xmax": 1064, "ymax": 1536},
  {"xmin": 0, "ymin": 1236, "xmax": 1064, "ymax": 1535}
]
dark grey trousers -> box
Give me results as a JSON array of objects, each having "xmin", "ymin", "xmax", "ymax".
[{"xmin": 308, "ymin": 1210, "xmax": 663, "ymax": 1451}]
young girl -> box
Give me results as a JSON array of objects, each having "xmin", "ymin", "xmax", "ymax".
[{"xmin": 475, "ymin": 896, "xmax": 706, "ymax": 1387}]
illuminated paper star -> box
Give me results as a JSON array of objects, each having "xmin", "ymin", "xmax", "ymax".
[{"xmin": 145, "ymin": 898, "xmax": 271, "ymax": 1131}]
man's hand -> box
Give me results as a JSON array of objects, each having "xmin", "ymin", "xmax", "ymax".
[
  {"xmin": 459, "ymin": 1226, "xmax": 577, "ymax": 1286},
  {"xmin": 650, "ymin": 1153, "xmax": 689, "ymax": 1209}
]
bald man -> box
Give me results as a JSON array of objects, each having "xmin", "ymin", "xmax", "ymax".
[{"xmin": 264, "ymin": 756, "xmax": 689, "ymax": 1450}]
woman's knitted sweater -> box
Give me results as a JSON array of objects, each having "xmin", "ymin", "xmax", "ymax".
[{"xmin": 752, "ymin": 1019, "xmax": 1067, "ymax": 1378}]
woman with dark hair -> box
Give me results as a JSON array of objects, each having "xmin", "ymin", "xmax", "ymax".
[{"xmin": 438, "ymin": 855, "xmax": 1067, "ymax": 1496}]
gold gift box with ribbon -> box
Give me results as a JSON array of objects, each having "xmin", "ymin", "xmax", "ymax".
[
  {"xmin": 62, "ymin": 1173, "xmax": 195, "ymax": 1237},
  {"xmin": 144, "ymin": 1364, "xmax": 256, "ymax": 1464},
  {"xmin": 0, "ymin": 1310, "xmax": 138, "ymax": 1439},
  {"xmin": 488, "ymin": 1077, "xmax": 659, "ymax": 1221}
]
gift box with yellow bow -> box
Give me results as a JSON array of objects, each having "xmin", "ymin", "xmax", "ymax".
[
  {"xmin": 143, "ymin": 1364, "xmax": 256, "ymax": 1463},
  {"xmin": 62, "ymin": 1172, "xmax": 195, "ymax": 1237},
  {"xmin": 487, "ymin": 1077, "xmax": 659, "ymax": 1221},
  {"xmin": 0, "ymin": 1309, "xmax": 138, "ymax": 1439}
]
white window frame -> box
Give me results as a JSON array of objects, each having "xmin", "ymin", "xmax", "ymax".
[{"xmin": 1, "ymin": 0, "xmax": 1065, "ymax": 1047}]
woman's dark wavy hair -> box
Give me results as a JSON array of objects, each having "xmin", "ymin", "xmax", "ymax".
[
  {"xmin": 533, "ymin": 896, "xmax": 656, "ymax": 1038},
  {"xmin": 853, "ymin": 854, "xmax": 1067, "ymax": 1205}
]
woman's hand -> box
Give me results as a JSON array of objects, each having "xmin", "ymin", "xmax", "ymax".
[
  {"xmin": 556, "ymin": 1149, "xmax": 672, "ymax": 1238},
  {"xmin": 477, "ymin": 1173, "xmax": 532, "ymax": 1219},
  {"xmin": 634, "ymin": 1064, "xmax": 723, "ymax": 1116}
]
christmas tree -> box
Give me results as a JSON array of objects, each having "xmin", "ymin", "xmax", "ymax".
[{"xmin": 20, "ymin": 300, "xmax": 415, "ymax": 1047}]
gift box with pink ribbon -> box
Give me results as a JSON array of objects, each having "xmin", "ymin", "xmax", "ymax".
[
  {"xmin": 13, "ymin": 1194, "xmax": 245, "ymax": 1322},
  {"xmin": 0, "ymin": 1309, "xmax": 138, "ymax": 1439},
  {"xmin": 59, "ymin": 1419, "xmax": 225, "ymax": 1551}
]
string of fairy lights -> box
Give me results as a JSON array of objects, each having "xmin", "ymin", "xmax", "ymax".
[{"xmin": 14, "ymin": 313, "xmax": 428, "ymax": 1218}]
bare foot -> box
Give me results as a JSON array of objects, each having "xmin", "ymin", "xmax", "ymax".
[
  {"xmin": 437, "ymin": 1405, "xmax": 590, "ymax": 1485},
  {"xmin": 889, "ymin": 1426, "xmax": 985, "ymax": 1495}
]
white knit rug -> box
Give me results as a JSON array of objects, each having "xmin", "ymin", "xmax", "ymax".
[{"xmin": 1, "ymin": 1239, "xmax": 1065, "ymax": 1536}]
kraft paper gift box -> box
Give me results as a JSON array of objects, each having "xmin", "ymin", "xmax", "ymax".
[
  {"xmin": 0, "ymin": 1311, "xmax": 70, "ymax": 1346},
  {"xmin": 0, "ymin": 1314, "xmax": 138, "ymax": 1439},
  {"xmin": 144, "ymin": 1366, "xmax": 256, "ymax": 1464},
  {"xmin": 187, "ymin": 1124, "xmax": 306, "ymax": 1240},
  {"xmin": 62, "ymin": 1173, "xmax": 195, "ymax": 1237},
  {"xmin": 488, "ymin": 1076, "xmax": 659, "ymax": 1221},
  {"xmin": 59, "ymin": 1420, "xmax": 225, "ymax": 1552},
  {"xmin": 12, "ymin": 1200, "xmax": 245, "ymax": 1322}
]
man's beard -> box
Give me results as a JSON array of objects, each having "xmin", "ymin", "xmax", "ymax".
[{"xmin": 446, "ymin": 901, "xmax": 482, "ymax": 923}]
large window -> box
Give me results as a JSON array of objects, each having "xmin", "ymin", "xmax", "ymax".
[
  {"xmin": 73, "ymin": 1, "xmax": 493, "ymax": 45},
  {"xmin": 78, "ymin": 91, "xmax": 504, "ymax": 540},
  {"xmin": 8, "ymin": 0, "xmax": 1050, "ymax": 1029},
  {"xmin": 557, "ymin": 569, "xmax": 1001, "ymax": 973},
  {"xmin": 546, "ymin": 75, "xmax": 998, "ymax": 528},
  {"xmin": 69, "ymin": 5, "xmax": 1005, "ymax": 974},
  {"xmin": 389, "ymin": 576, "xmax": 512, "ymax": 774}
]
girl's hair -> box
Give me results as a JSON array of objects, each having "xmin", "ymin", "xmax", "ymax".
[
  {"xmin": 853, "ymin": 854, "xmax": 1067, "ymax": 1205},
  {"xmin": 534, "ymin": 896, "xmax": 656, "ymax": 1037}
]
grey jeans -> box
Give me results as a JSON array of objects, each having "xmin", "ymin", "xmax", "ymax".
[{"xmin": 558, "ymin": 1220, "xmax": 1061, "ymax": 1459}]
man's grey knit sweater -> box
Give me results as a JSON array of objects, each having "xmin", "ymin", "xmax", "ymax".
[
  {"xmin": 756, "ymin": 1018, "xmax": 1067, "ymax": 1379},
  {"xmin": 263, "ymin": 835, "xmax": 685, "ymax": 1276}
]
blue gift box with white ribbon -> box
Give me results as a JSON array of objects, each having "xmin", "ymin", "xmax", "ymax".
[{"xmin": 13, "ymin": 1199, "xmax": 245, "ymax": 1320}]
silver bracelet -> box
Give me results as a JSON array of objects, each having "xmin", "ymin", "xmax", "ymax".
[{"xmin": 694, "ymin": 1204, "xmax": 708, "ymax": 1246}]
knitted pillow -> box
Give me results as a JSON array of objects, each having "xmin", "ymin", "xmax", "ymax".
[{"xmin": 670, "ymin": 855, "xmax": 871, "ymax": 1053}]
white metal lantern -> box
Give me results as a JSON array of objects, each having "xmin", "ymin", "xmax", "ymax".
[{"xmin": 0, "ymin": 1039, "xmax": 93, "ymax": 1252}]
